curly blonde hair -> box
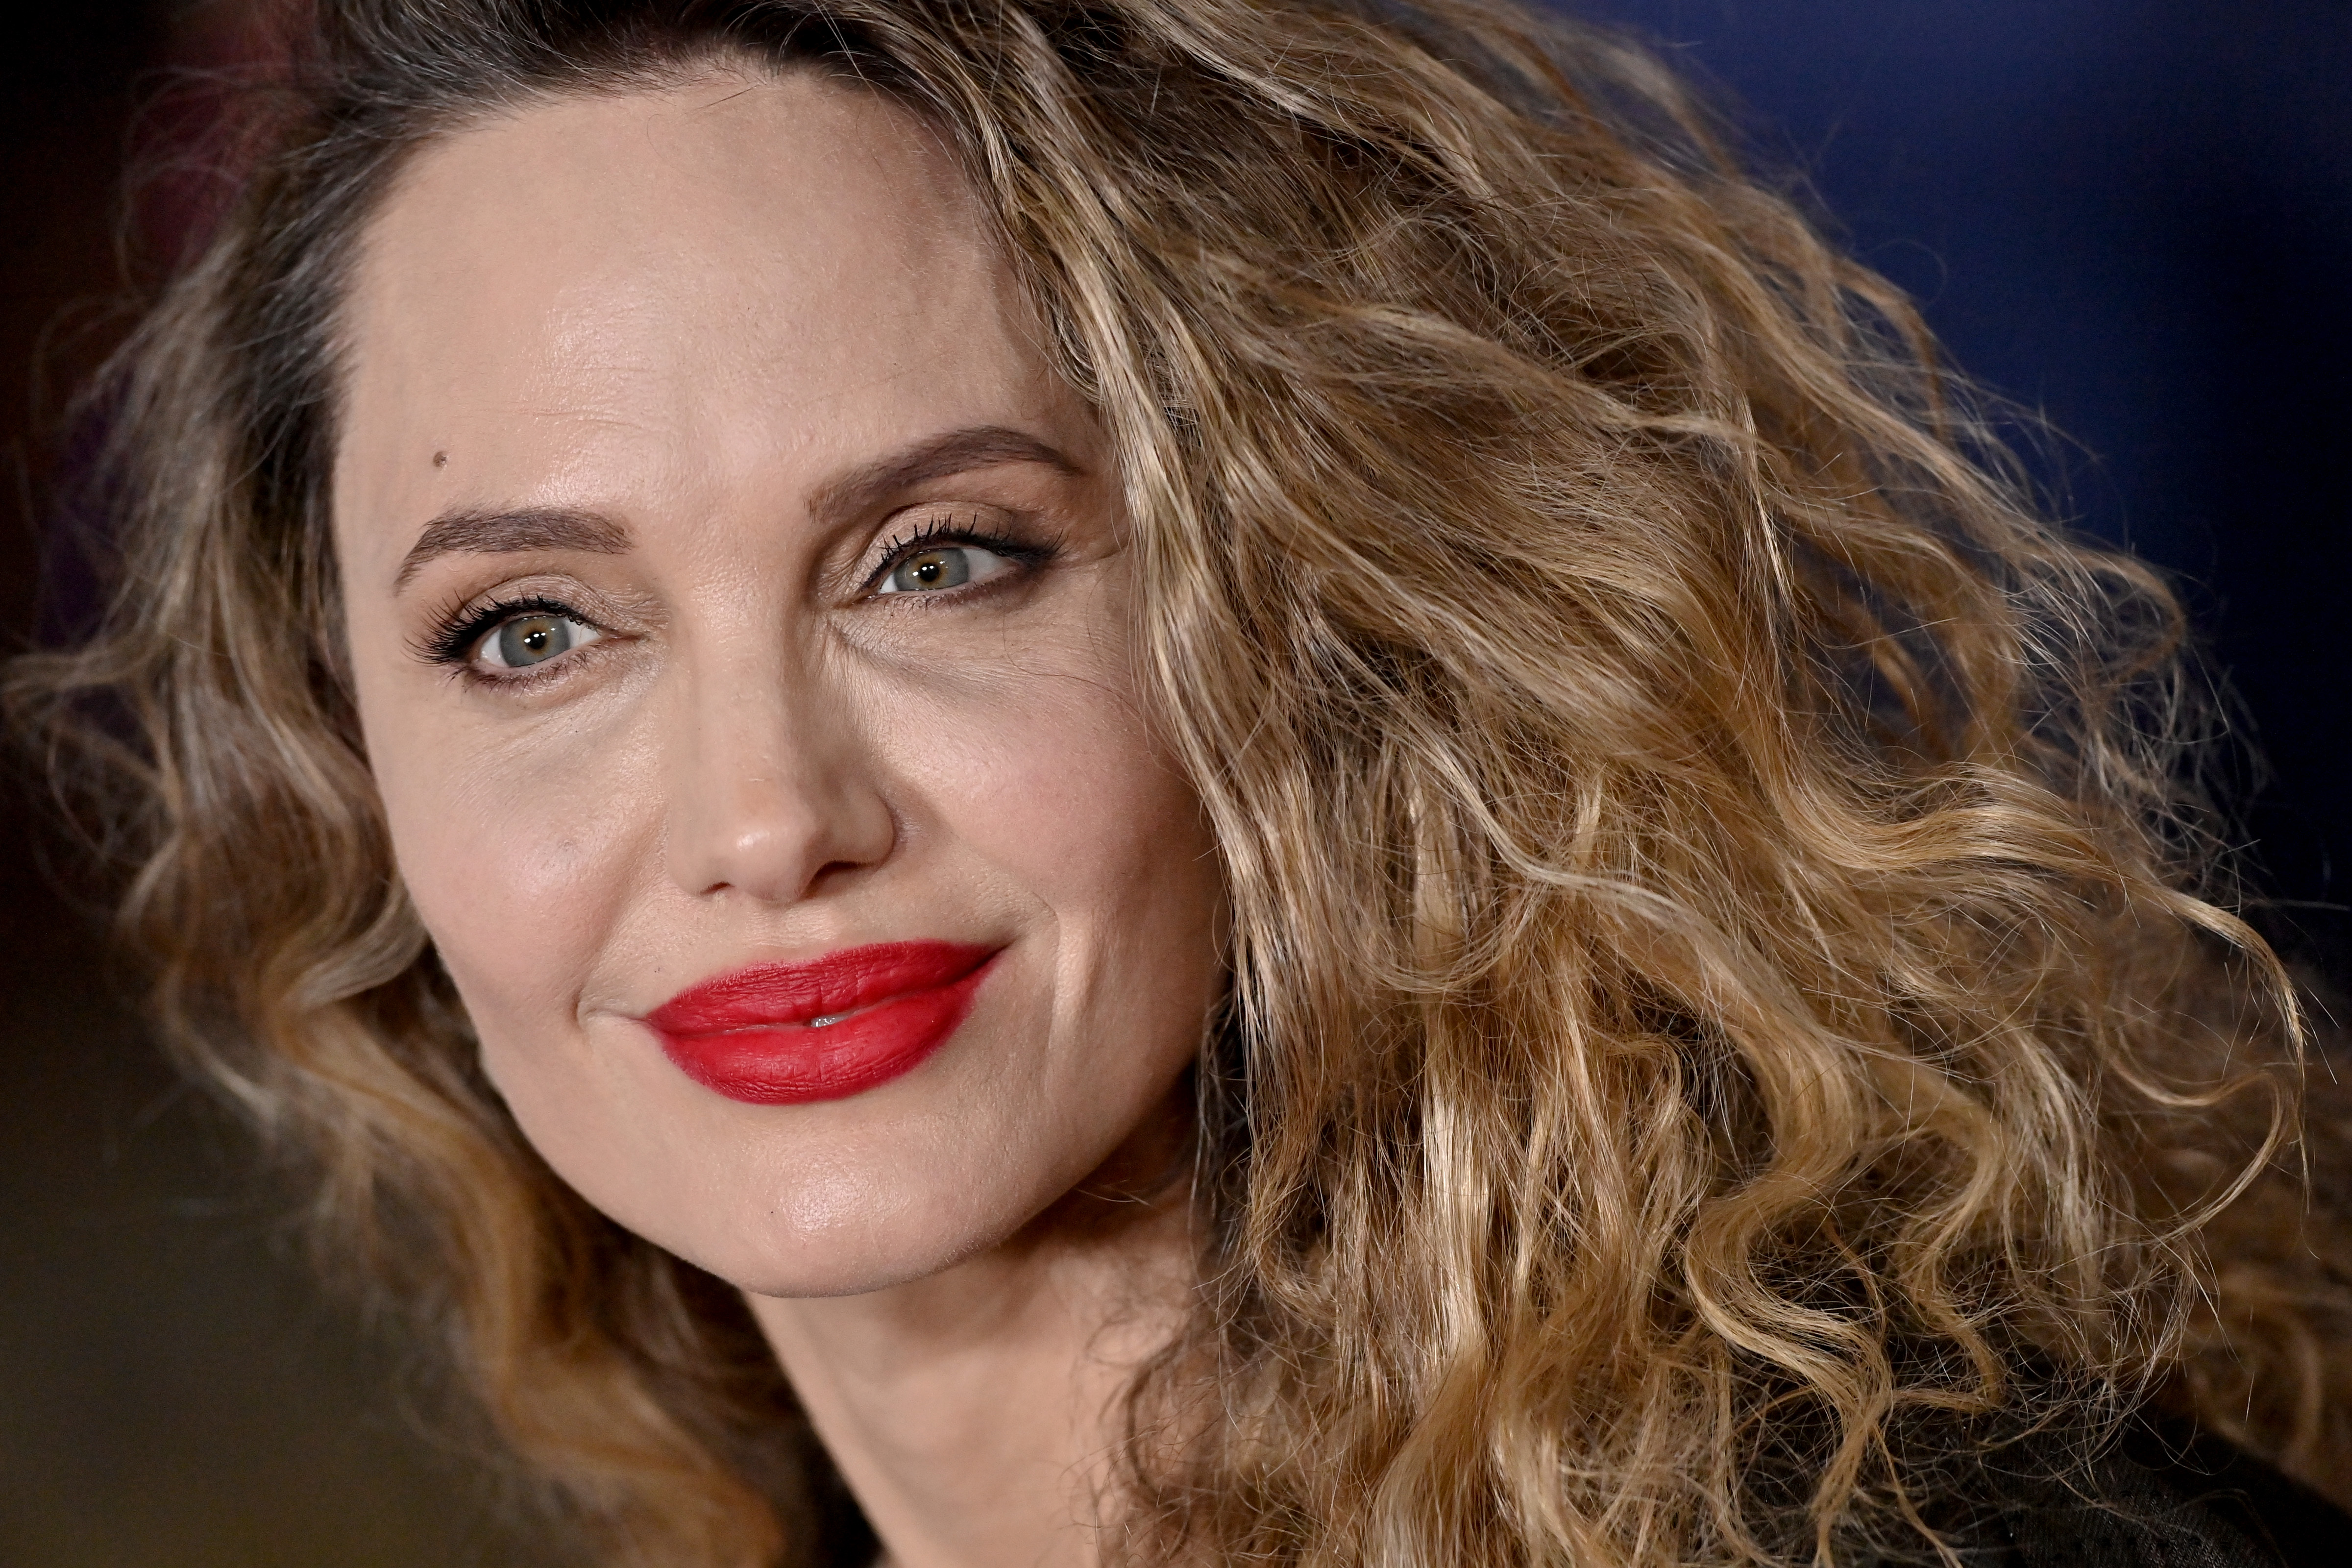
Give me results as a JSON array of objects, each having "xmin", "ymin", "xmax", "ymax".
[{"xmin": 13, "ymin": 0, "xmax": 2342, "ymax": 1563}]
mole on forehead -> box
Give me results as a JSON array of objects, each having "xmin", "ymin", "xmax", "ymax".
[{"xmin": 388, "ymin": 425, "xmax": 1078, "ymax": 592}]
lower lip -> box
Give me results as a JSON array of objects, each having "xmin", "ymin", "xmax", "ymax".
[{"xmin": 647, "ymin": 943, "xmax": 998, "ymax": 1105}]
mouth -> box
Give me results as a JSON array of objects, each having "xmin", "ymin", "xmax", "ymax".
[{"xmin": 645, "ymin": 941, "xmax": 1001, "ymax": 1105}]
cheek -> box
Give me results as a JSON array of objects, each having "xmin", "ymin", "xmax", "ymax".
[
  {"xmin": 987, "ymin": 735, "xmax": 1192, "ymax": 900},
  {"xmin": 890, "ymin": 659, "xmax": 1224, "ymax": 1054},
  {"xmin": 367, "ymin": 687, "xmax": 652, "ymax": 1034}
]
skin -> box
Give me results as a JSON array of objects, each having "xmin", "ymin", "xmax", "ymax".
[{"xmin": 332, "ymin": 69, "xmax": 1223, "ymax": 1568}]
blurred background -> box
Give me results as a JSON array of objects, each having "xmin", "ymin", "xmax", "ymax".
[{"xmin": 1, "ymin": 0, "xmax": 2345, "ymax": 1563}]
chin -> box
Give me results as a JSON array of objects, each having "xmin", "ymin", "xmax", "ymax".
[
  {"xmin": 491, "ymin": 1053, "xmax": 1104, "ymax": 1301},
  {"xmin": 694, "ymin": 1160, "xmax": 1051, "ymax": 1300}
]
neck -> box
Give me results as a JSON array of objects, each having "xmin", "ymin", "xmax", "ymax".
[{"xmin": 745, "ymin": 1184, "xmax": 1194, "ymax": 1568}]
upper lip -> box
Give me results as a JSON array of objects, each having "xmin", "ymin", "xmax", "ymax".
[{"xmin": 645, "ymin": 940, "xmax": 999, "ymax": 1035}]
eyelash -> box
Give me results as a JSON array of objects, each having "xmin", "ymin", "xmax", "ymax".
[{"xmin": 418, "ymin": 519, "xmax": 1055, "ymax": 677}]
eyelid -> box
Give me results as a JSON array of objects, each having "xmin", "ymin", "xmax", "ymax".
[{"xmin": 856, "ymin": 505, "xmax": 1049, "ymax": 598}]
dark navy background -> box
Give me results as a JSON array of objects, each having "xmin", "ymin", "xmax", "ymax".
[{"xmin": 1578, "ymin": 0, "xmax": 2352, "ymax": 958}]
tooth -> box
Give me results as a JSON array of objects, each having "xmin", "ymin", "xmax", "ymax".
[{"xmin": 808, "ymin": 1013, "xmax": 847, "ymax": 1028}]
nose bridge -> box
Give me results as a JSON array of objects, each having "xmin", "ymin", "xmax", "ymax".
[{"xmin": 663, "ymin": 625, "xmax": 890, "ymax": 904}]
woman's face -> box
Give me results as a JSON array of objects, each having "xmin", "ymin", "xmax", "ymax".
[{"xmin": 331, "ymin": 71, "xmax": 1224, "ymax": 1296}]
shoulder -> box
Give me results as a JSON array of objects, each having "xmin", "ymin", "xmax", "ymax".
[{"xmin": 1930, "ymin": 1418, "xmax": 2352, "ymax": 1568}]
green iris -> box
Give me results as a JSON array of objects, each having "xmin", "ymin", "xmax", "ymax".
[
  {"xmin": 887, "ymin": 547, "xmax": 973, "ymax": 593},
  {"xmin": 496, "ymin": 614, "xmax": 581, "ymax": 667}
]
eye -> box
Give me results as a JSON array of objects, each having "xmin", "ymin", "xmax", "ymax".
[
  {"xmin": 874, "ymin": 542, "xmax": 1018, "ymax": 595},
  {"xmin": 477, "ymin": 611, "xmax": 602, "ymax": 670}
]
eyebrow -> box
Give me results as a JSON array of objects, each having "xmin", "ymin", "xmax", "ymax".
[
  {"xmin": 394, "ymin": 506, "xmax": 630, "ymax": 590},
  {"xmin": 392, "ymin": 425, "xmax": 1078, "ymax": 593},
  {"xmin": 808, "ymin": 425, "xmax": 1081, "ymax": 523}
]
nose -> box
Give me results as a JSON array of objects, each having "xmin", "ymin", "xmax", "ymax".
[{"xmin": 662, "ymin": 642, "xmax": 896, "ymax": 905}]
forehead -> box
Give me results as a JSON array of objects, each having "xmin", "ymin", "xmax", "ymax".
[{"xmin": 333, "ymin": 69, "xmax": 1050, "ymax": 562}]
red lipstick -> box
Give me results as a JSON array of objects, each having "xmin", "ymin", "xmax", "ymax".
[{"xmin": 647, "ymin": 941, "xmax": 998, "ymax": 1105}]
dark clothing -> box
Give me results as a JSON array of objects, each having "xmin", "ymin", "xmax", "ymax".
[{"xmin": 1940, "ymin": 1420, "xmax": 2350, "ymax": 1567}]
